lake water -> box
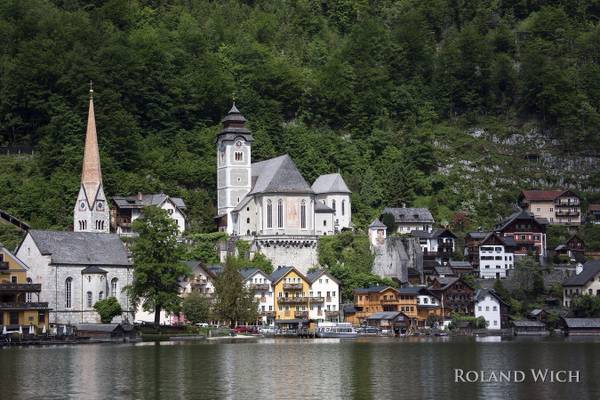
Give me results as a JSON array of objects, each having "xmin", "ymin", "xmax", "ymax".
[{"xmin": 1, "ymin": 336, "xmax": 599, "ymax": 399}]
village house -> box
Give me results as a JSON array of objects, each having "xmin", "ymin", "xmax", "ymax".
[
  {"xmin": 0, "ymin": 246, "xmax": 49, "ymax": 332},
  {"xmin": 381, "ymin": 207, "xmax": 435, "ymax": 233},
  {"xmin": 411, "ymin": 228, "xmax": 456, "ymax": 264},
  {"xmin": 215, "ymin": 105, "xmax": 351, "ymax": 273},
  {"xmin": 554, "ymin": 234, "xmax": 585, "ymax": 262},
  {"xmin": 562, "ymin": 261, "xmax": 600, "ymax": 307},
  {"xmin": 478, "ymin": 232, "xmax": 517, "ymax": 279},
  {"xmin": 518, "ymin": 189, "xmax": 582, "ymax": 225},
  {"xmin": 345, "ymin": 286, "xmax": 418, "ymax": 326},
  {"xmin": 588, "ymin": 204, "xmax": 600, "ymax": 224},
  {"xmin": 306, "ymin": 269, "xmax": 341, "ymax": 322},
  {"xmin": 240, "ymin": 268, "xmax": 274, "ymax": 324},
  {"xmin": 415, "ymin": 287, "xmax": 442, "ymax": 327},
  {"xmin": 512, "ymin": 319, "xmax": 548, "ymax": 336},
  {"xmin": 474, "ymin": 289, "xmax": 509, "ymax": 329},
  {"xmin": 493, "ymin": 209, "xmax": 547, "ymax": 259},
  {"xmin": 427, "ymin": 277, "xmax": 474, "ymax": 317},
  {"xmin": 364, "ymin": 311, "xmax": 412, "ymax": 334},
  {"xmin": 111, "ymin": 192, "xmax": 186, "ymax": 237},
  {"xmin": 464, "ymin": 231, "xmax": 488, "ymax": 270},
  {"xmin": 270, "ymin": 266, "xmax": 312, "ymax": 330},
  {"xmin": 15, "ymin": 91, "xmax": 133, "ymax": 325},
  {"xmin": 448, "ymin": 260, "xmax": 474, "ymax": 276}
]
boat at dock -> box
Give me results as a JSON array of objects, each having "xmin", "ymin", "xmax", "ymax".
[{"xmin": 315, "ymin": 322, "xmax": 358, "ymax": 338}]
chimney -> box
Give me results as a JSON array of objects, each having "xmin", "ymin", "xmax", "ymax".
[{"xmin": 137, "ymin": 192, "xmax": 143, "ymax": 201}]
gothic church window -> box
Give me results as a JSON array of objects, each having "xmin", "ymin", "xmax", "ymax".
[
  {"xmin": 99, "ymin": 291, "xmax": 103, "ymax": 301},
  {"xmin": 301, "ymin": 200, "xmax": 306, "ymax": 229},
  {"xmin": 65, "ymin": 278, "xmax": 72, "ymax": 308},
  {"xmin": 111, "ymin": 278, "xmax": 118, "ymax": 297},
  {"xmin": 277, "ymin": 200, "xmax": 283, "ymax": 228},
  {"xmin": 267, "ymin": 200, "xmax": 273, "ymax": 228},
  {"xmin": 332, "ymin": 200, "xmax": 336, "ymax": 211},
  {"xmin": 342, "ymin": 200, "xmax": 345, "ymax": 216},
  {"xmin": 87, "ymin": 291, "xmax": 93, "ymax": 308},
  {"xmin": 234, "ymin": 151, "xmax": 243, "ymax": 161}
]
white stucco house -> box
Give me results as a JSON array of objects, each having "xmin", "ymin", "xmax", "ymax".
[
  {"xmin": 306, "ymin": 270, "xmax": 340, "ymax": 322},
  {"xmin": 478, "ymin": 232, "xmax": 516, "ymax": 279},
  {"xmin": 240, "ymin": 268, "xmax": 274, "ymax": 324},
  {"xmin": 474, "ymin": 289, "xmax": 509, "ymax": 329}
]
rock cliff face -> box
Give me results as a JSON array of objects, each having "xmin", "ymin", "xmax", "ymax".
[{"xmin": 372, "ymin": 236, "xmax": 423, "ymax": 284}]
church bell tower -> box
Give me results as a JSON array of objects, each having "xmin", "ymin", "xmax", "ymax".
[
  {"xmin": 216, "ymin": 103, "xmax": 253, "ymax": 234},
  {"xmin": 73, "ymin": 85, "xmax": 110, "ymax": 233}
]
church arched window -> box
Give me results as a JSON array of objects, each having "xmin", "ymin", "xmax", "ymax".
[
  {"xmin": 87, "ymin": 291, "xmax": 93, "ymax": 308},
  {"xmin": 332, "ymin": 200, "xmax": 336, "ymax": 212},
  {"xmin": 342, "ymin": 200, "xmax": 345, "ymax": 216},
  {"xmin": 267, "ymin": 200, "xmax": 273, "ymax": 228},
  {"xmin": 99, "ymin": 291, "xmax": 103, "ymax": 301},
  {"xmin": 300, "ymin": 200, "xmax": 306, "ymax": 229},
  {"xmin": 65, "ymin": 278, "xmax": 72, "ymax": 308},
  {"xmin": 277, "ymin": 200, "xmax": 283, "ymax": 228},
  {"xmin": 111, "ymin": 278, "xmax": 118, "ymax": 297}
]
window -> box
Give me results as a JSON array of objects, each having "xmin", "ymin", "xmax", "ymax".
[
  {"xmin": 99, "ymin": 291, "xmax": 103, "ymax": 301},
  {"xmin": 38, "ymin": 311, "xmax": 45, "ymax": 324},
  {"xmin": 267, "ymin": 200, "xmax": 273, "ymax": 228},
  {"xmin": 111, "ymin": 278, "xmax": 118, "ymax": 297},
  {"xmin": 65, "ymin": 278, "xmax": 73, "ymax": 308},
  {"xmin": 11, "ymin": 276, "xmax": 17, "ymax": 283},
  {"xmin": 332, "ymin": 200, "xmax": 336, "ymax": 211},
  {"xmin": 277, "ymin": 200, "xmax": 283, "ymax": 228},
  {"xmin": 168, "ymin": 209, "xmax": 174, "ymax": 215},
  {"xmin": 478, "ymin": 306, "xmax": 482, "ymax": 311},
  {"xmin": 300, "ymin": 200, "xmax": 306, "ymax": 229},
  {"xmin": 323, "ymin": 220, "xmax": 327, "ymax": 226},
  {"xmin": 87, "ymin": 291, "xmax": 93, "ymax": 308},
  {"xmin": 234, "ymin": 151, "xmax": 243, "ymax": 161},
  {"xmin": 342, "ymin": 200, "xmax": 345, "ymax": 216},
  {"xmin": 493, "ymin": 306, "xmax": 497, "ymax": 311},
  {"xmin": 26, "ymin": 278, "xmax": 32, "ymax": 302}
]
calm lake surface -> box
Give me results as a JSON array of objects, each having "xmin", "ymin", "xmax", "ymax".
[{"xmin": 1, "ymin": 336, "xmax": 599, "ymax": 400}]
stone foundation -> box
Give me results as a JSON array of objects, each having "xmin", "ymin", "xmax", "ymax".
[{"xmin": 256, "ymin": 237, "xmax": 318, "ymax": 274}]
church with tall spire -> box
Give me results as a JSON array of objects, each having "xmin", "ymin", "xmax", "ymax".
[{"xmin": 73, "ymin": 85, "xmax": 110, "ymax": 233}]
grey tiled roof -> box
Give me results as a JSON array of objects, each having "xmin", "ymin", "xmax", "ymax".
[
  {"xmin": 494, "ymin": 209, "xmax": 545, "ymax": 232},
  {"xmin": 382, "ymin": 207, "xmax": 434, "ymax": 224},
  {"xmin": 249, "ymin": 155, "xmax": 313, "ymax": 195},
  {"xmin": 315, "ymin": 201, "xmax": 334, "ymax": 213},
  {"xmin": 305, "ymin": 269, "xmax": 339, "ymax": 284},
  {"xmin": 434, "ymin": 266, "xmax": 455, "ymax": 276},
  {"xmin": 112, "ymin": 193, "xmax": 186, "ymax": 210},
  {"xmin": 563, "ymin": 261, "xmax": 600, "ymax": 286},
  {"xmin": 26, "ymin": 230, "xmax": 131, "ymax": 266},
  {"xmin": 366, "ymin": 311, "xmax": 405, "ymax": 320},
  {"xmin": 269, "ymin": 266, "xmax": 295, "ymax": 283},
  {"xmin": 466, "ymin": 231, "xmax": 489, "ymax": 240},
  {"xmin": 474, "ymin": 289, "xmax": 508, "ymax": 306},
  {"xmin": 449, "ymin": 261, "xmax": 472, "ymax": 269},
  {"xmin": 81, "ymin": 266, "xmax": 108, "ymax": 274},
  {"xmin": 368, "ymin": 219, "xmax": 386, "ymax": 228},
  {"xmin": 311, "ymin": 173, "xmax": 351, "ymax": 194},
  {"xmin": 563, "ymin": 318, "xmax": 600, "ymax": 328},
  {"xmin": 353, "ymin": 285, "xmax": 394, "ymax": 294},
  {"xmin": 512, "ymin": 320, "xmax": 546, "ymax": 327}
]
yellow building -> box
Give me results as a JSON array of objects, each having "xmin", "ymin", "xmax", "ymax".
[
  {"xmin": 271, "ymin": 266, "xmax": 312, "ymax": 330},
  {"xmin": 0, "ymin": 246, "xmax": 49, "ymax": 331}
]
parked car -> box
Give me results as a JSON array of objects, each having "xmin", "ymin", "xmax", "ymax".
[{"xmin": 232, "ymin": 326, "xmax": 257, "ymax": 334}]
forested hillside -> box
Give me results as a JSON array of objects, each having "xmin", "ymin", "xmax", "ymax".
[{"xmin": 1, "ymin": 0, "xmax": 599, "ymax": 234}]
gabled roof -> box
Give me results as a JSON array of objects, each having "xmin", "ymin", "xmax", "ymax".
[
  {"xmin": 512, "ymin": 320, "xmax": 546, "ymax": 327},
  {"xmin": 589, "ymin": 204, "xmax": 600, "ymax": 212},
  {"xmin": 382, "ymin": 207, "xmax": 434, "ymax": 224},
  {"xmin": 479, "ymin": 232, "xmax": 517, "ymax": 248},
  {"xmin": 396, "ymin": 287, "xmax": 423, "ymax": 296},
  {"xmin": 269, "ymin": 266, "xmax": 307, "ymax": 284},
  {"xmin": 519, "ymin": 190, "xmax": 566, "ymax": 202},
  {"xmin": 563, "ymin": 261, "xmax": 600, "ymax": 287},
  {"xmin": 112, "ymin": 193, "xmax": 186, "ymax": 211},
  {"xmin": 494, "ymin": 209, "xmax": 545, "ymax": 232},
  {"xmin": 239, "ymin": 268, "xmax": 271, "ymax": 281},
  {"xmin": 353, "ymin": 285, "xmax": 397, "ymax": 294},
  {"xmin": 434, "ymin": 265, "xmax": 455, "ymax": 276},
  {"xmin": 249, "ymin": 155, "xmax": 313, "ymax": 195},
  {"xmin": 22, "ymin": 230, "xmax": 131, "ymax": 266},
  {"xmin": 368, "ymin": 219, "xmax": 386, "ymax": 229},
  {"xmin": 366, "ymin": 311, "xmax": 408, "ymax": 321},
  {"xmin": 466, "ymin": 231, "xmax": 489, "ymax": 240},
  {"xmin": 185, "ymin": 260, "xmax": 218, "ymax": 280},
  {"xmin": 449, "ymin": 260, "xmax": 472, "ymax": 269},
  {"xmin": 305, "ymin": 269, "xmax": 340, "ymax": 285},
  {"xmin": 428, "ymin": 276, "xmax": 468, "ymax": 291},
  {"xmin": 311, "ymin": 173, "xmax": 351, "ymax": 194},
  {"xmin": 474, "ymin": 289, "xmax": 509, "ymax": 306}
]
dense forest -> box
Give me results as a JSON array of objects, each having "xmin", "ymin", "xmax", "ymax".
[{"xmin": 1, "ymin": 0, "xmax": 599, "ymax": 238}]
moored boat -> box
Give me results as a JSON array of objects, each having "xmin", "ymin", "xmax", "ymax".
[{"xmin": 316, "ymin": 322, "xmax": 358, "ymax": 338}]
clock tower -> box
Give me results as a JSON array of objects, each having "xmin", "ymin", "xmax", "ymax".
[
  {"xmin": 216, "ymin": 103, "xmax": 252, "ymax": 234},
  {"xmin": 73, "ymin": 86, "xmax": 110, "ymax": 233}
]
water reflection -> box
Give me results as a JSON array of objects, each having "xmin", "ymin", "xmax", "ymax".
[{"xmin": 0, "ymin": 337, "xmax": 598, "ymax": 400}]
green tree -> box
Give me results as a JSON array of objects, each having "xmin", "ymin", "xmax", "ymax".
[
  {"xmin": 125, "ymin": 206, "xmax": 190, "ymax": 328},
  {"xmin": 213, "ymin": 258, "xmax": 258, "ymax": 326},
  {"xmin": 94, "ymin": 297, "xmax": 123, "ymax": 324},
  {"xmin": 181, "ymin": 292, "xmax": 211, "ymax": 325},
  {"xmin": 571, "ymin": 294, "xmax": 600, "ymax": 317}
]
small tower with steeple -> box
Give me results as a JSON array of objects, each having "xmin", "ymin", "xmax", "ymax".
[
  {"xmin": 73, "ymin": 84, "xmax": 110, "ymax": 233},
  {"xmin": 216, "ymin": 103, "xmax": 253, "ymax": 234}
]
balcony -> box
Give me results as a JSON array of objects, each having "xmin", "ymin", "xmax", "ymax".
[
  {"xmin": 0, "ymin": 302, "xmax": 49, "ymax": 310},
  {"xmin": 294, "ymin": 311, "xmax": 309, "ymax": 319},
  {"xmin": 555, "ymin": 200, "xmax": 580, "ymax": 207},
  {"xmin": 555, "ymin": 210, "xmax": 580, "ymax": 217},
  {"xmin": 278, "ymin": 297, "xmax": 309, "ymax": 304},
  {"xmin": 249, "ymin": 283, "xmax": 270, "ymax": 291},
  {"xmin": 261, "ymin": 311, "xmax": 274, "ymax": 318},
  {"xmin": 325, "ymin": 311, "xmax": 339, "ymax": 317},
  {"xmin": 309, "ymin": 297, "xmax": 324, "ymax": 303},
  {"xmin": 380, "ymin": 298, "xmax": 398, "ymax": 305},
  {"xmin": 0, "ymin": 283, "xmax": 42, "ymax": 293},
  {"xmin": 283, "ymin": 283, "xmax": 303, "ymax": 290}
]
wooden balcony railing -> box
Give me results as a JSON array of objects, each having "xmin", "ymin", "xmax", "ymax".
[
  {"xmin": 283, "ymin": 283, "xmax": 303, "ymax": 290},
  {"xmin": 278, "ymin": 297, "xmax": 309, "ymax": 304},
  {"xmin": 0, "ymin": 302, "xmax": 49, "ymax": 310},
  {"xmin": 0, "ymin": 283, "xmax": 42, "ymax": 292},
  {"xmin": 250, "ymin": 283, "xmax": 270, "ymax": 291}
]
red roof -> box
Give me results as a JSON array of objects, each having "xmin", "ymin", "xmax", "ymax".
[
  {"xmin": 589, "ymin": 204, "xmax": 600, "ymax": 211},
  {"xmin": 520, "ymin": 190, "xmax": 565, "ymax": 202}
]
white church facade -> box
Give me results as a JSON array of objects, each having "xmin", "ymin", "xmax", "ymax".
[
  {"xmin": 16, "ymin": 88, "xmax": 133, "ymax": 324},
  {"xmin": 215, "ymin": 105, "xmax": 352, "ymax": 273}
]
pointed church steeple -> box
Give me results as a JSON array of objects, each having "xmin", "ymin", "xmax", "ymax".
[
  {"xmin": 81, "ymin": 85, "xmax": 103, "ymax": 204},
  {"xmin": 74, "ymin": 83, "xmax": 110, "ymax": 233}
]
